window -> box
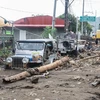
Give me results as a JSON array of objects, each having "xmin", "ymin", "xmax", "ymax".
[{"xmin": 17, "ymin": 42, "xmax": 44, "ymax": 50}]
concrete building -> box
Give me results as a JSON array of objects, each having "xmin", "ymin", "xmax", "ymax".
[{"xmin": 12, "ymin": 15, "xmax": 65, "ymax": 41}]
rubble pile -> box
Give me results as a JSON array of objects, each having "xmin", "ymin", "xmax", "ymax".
[{"xmin": 0, "ymin": 44, "xmax": 100, "ymax": 100}]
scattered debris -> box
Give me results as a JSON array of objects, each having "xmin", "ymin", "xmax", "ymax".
[
  {"xmin": 77, "ymin": 54, "xmax": 100, "ymax": 62},
  {"xmin": 91, "ymin": 79, "xmax": 100, "ymax": 87},
  {"xmin": 0, "ymin": 42, "xmax": 100, "ymax": 100},
  {"xmin": 2, "ymin": 56, "xmax": 69, "ymax": 83}
]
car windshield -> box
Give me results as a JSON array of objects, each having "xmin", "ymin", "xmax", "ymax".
[{"xmin": 17, "ymin": 42, "xmax": 44, "ymax": 50}]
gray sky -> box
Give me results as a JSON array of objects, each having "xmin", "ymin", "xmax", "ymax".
[{"xmin": 0, "ymin": 0, "xmax": 100, "ymax": 21}]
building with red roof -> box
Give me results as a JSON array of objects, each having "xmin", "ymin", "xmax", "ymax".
[
  {"xmin": 4, "ymin": 15, "xmax": 65, "ymax": 41},
  {"xmin": 14, "ymin": 15, "xmax": 64, "ymax": 28}
]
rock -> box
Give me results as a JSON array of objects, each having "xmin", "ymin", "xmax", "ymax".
[
  {"xmin": 70, "ymin": 84, "xmax": 75, "ymax": 88},
  {"xmin": 91, "ymin": 80, "xmax": 100, "ymax": 87},
  {"xmin": 44, "ymin": 85, "xmax": 50, "ymax": 88},
  {"xmin": 35, "ymin": 98, "xmax": 40, "ymax": 100},
  {"xmin": 73, "ymin": 76, "xmax": 85, "ymax": 81},
  {"xmin": 12, "ymin": 90, "xmax": 15, "ymax": 93},
  {"xmin": 77, "ymin": 82, "xmax": 81, "ymax": 84},
  {"xmin": 51, "ymin": 90, "xmax": 59, "ymax": 94},
  {"xmin": 31, "ymin": 77, "xmax": 39, "ymax": 84}
]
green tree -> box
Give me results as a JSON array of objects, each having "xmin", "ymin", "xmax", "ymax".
[
  {"xmin": 42, "ymin": 26, "xmax": 57, "ymax": 38},
  {"xmin": 58, "ymin": 14, "xmax": 92, "ymax": 35},
  {"xmin": 67, "ymin": 14, "xmax": 76, "ymax": 33},
  {"xmin": 79, "ymin": 21, "xmax": 92, "ymax": 35},
  {"xmin": 58, "ymin": 13, "xmax": 77, "ymax": 33}
]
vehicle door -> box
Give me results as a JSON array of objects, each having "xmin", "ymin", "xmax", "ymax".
[{"xmin": 43, "ymin": 41, "xmax": 53, "ymax": 60}]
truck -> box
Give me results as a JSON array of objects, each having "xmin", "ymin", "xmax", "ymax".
[{"xmin": 92, "ymin": 30, "xmax": 100, "ymax": 39}]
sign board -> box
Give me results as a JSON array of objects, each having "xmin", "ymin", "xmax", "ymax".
[
  {"xmin": 6, "ymin": 31, "xmax": 13, "ymax": 35},
  {"xmin": 80, "ymin": 16, "xmax": 96, "ymax": 22}
]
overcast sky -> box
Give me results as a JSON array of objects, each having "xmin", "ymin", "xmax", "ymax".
[{"xmin": 0, "ymin": 0, "xmax": 100, "ymax": 21}]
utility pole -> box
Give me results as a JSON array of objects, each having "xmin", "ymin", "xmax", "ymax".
[
  {"xmin": 76, "ymin": 17, "xmax": 78, "ymax": 34},
  {"xmin": 65, "ymin": 0, "xmax": 69, "ymax": 32},
  {"xmin": 95, "ymin": 10, "xmax": 97, "ymax": 33},
  {"xmin": 52, "ymin": 0, "xmax": 57, "ymax": 37},
  {"xmin": 81, "ymin": 0, "xmax": 85, "ymax": 35},
  {"xmin": 11, "ymin": 21, "xmax": 15, "ymax": 50}
]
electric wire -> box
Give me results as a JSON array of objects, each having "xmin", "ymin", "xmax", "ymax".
[
  {"xmin": 13, "ymin": 27, "xmax": 43, "ymax": 38},
  {"xmin": 60, "ymin": 0, "xmax": 65, "ymax": 6},
  {"xmin": 0, "ymin": 6, "xmax": 34, "ymax": 14},
  {"xmin": 60, "ymin": 0, "xmax": 75, "ymax": 8},
  {"xmin": 68, "ymin": 0, "xmax": 74, "ymax": 8},
  {"xmin": 89, "ymin": 0, "xmax": 93, "ymax": 14}
]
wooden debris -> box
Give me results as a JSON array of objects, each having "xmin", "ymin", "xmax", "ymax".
[
  {"xmin": 2, "ymin": 56, "xmax": 69, "ymax": 83},
  {"xmin": 3, "ymin": 71, "xmax": 31, "ymax": 83},
  {"xmin": 37, "ymin": 56, "xmax": 69, "ymax": 73},
  {"xmin": 27, "ymin": 71, "xmax": 50, "ymax": 83},
  {"xmin": 77, "ymin": 55, "xmax": 100, "ymax": 62},
  {"xmin": 92, "ymin": 51, "xmax": 100, "ymax": 54},
  {"xmin": 69, "ymin": 60, "xmax": 77, "ymax": 66}
]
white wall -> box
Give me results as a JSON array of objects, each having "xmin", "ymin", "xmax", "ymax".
[{"xmin": 19, "ymin": 30, "xmax": 26, "ymax": 40}]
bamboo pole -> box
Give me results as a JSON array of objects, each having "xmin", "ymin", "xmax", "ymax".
[{"xmin": 3, "ymin": 56, "xmax": 69, "ymax": 83}]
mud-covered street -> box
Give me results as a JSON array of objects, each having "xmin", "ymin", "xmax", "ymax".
[{"xmin": 0, "ymin": 50, "xmax": 100, "ymax": 100}]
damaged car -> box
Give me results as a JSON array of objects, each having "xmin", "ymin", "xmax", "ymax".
[
  {"xmin": 58, "ymin": 32, "xmax": 77, "ymax": 56},
  {"xmin": 5, "ymin": 39, "xmax": 57, "ymax": 69},
  {"xmin": 58, "ymin": 39, "xmax": 77, "ymax": 56}
]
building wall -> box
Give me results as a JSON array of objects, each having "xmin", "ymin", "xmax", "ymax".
[
  {"xmin": 14, "ymin": 27, "xmax": 65, "ymax": 39},
  {"xmin": 14, "ymin": 30, "xmax": 20, "ymax": 41}
]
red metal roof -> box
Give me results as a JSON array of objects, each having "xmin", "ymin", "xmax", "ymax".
[{"xmin": 14, "ymin": 15, "xmax": 64, "ymax": 28}]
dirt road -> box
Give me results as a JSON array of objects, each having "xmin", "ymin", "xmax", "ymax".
[{"xmin": 0, "ymin": 54, "xmax": 100, "ymax": 100}]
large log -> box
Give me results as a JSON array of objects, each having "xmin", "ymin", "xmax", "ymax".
[
  {"xmin": 77, "ymin": 55, "xmax": 100, "ymax": 62},
  {"xmin": 92, "ymin": 51, "xmax": 100, "ymax": 54},
  {"xmin": 3, "ymin": 71, "xmax": 31, "ymax": 83},
  {"xmin": 38, "ymin": 56, "xmax": 69, "ymax": 73},
  {"xmin": 3, "ymin": 56, "xmax": 69, "ymax": 83}
]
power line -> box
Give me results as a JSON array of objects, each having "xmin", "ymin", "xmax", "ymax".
[
  {"xmin": 68, "ymin": 0, "xmax": 75, "ymax": 8},
  {"xmin": 60, "ymin": 0, "xmax": 65, "ymax": 6},
  {"xmin": 60, "ymin": 0, "xmax": 75, "ymax": 8},
  {"xmin": 89, "ymin": 0, "xmax": 94, "ymax": 14},
  {"xmin": 13, "ymin": 27, "xmax": 42, "ymax": 38},
  {"xmin": 0, "ymin": 6, "xmax": 34, "ymax": 14}
]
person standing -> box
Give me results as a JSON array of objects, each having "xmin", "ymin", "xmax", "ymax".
[{"xmin": 95, "ymin": 39, "xmax": 98, "ymax": 45}]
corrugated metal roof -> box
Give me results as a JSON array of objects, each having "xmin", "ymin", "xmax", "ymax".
[{"xmin": 14, "ymin": 15, "xmax": 64, "ymax": 28}]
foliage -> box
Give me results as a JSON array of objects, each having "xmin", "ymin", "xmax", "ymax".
[
  {"xmin": 67, "ymin": 14, "xmax": 77, "ymax": 33},
  {"xmin": 58, "ymin": 14, "xmax": 65, "ymax": 19},
  {"xmin": 58, "ymin": 13, "xmax": 77, "ymax": 33},
  {"xmin": 42, "ymin": 26, "xmax": 57, "ymax": 38},
  {"xmin": 79, "ymin": 22, "xmax": 92, "ymax": 35},
  {"xmin": 58, "ymin": 13, "xmax": 92, "ymax": 35},
  {"xmin": 0, "ymin": 46, "xmax": 12, "ymax": 58}
]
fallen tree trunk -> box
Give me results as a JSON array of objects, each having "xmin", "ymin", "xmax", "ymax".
[
  {"xmin": 38, "ymin": 56, "xmax": 69, "ymax": 73},
  {"xmin": 3, "ymin": 56, "xmax": 69, "ymax": 83},
  {"xmin": 92, "ymin": 51, "xmax": 100, "ymax": 54},
  {"xmin": 77, "ymin": 54, "xmax": 100, "ymax": 62},
  {"xmin": 3, "ymin": 71, "xmax": 31, "ymax": 83}
]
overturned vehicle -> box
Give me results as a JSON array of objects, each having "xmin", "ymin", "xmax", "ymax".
[{"xmin": 5, "ymin": 39, "xmax": 57, "ymax": 69}]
